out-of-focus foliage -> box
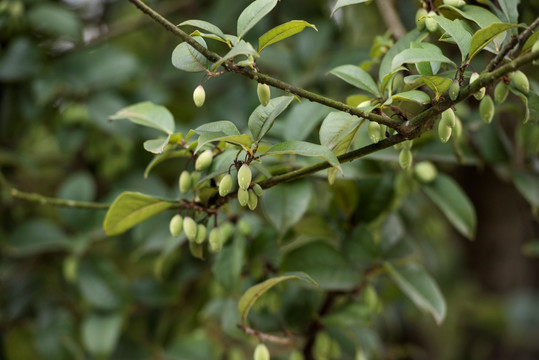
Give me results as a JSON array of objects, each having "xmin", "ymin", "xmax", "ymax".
[{"xmin": 1, "ymin": 1, "xmax": 539, "ymax": 359}]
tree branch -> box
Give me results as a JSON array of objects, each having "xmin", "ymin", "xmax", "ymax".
[
  {"xmin": 376, "ymin": 0, "xmax": 406, "ymax": 40},
  {"xmin": 237, "ymin": 324, "xmax": 298, "ymax": 345}
]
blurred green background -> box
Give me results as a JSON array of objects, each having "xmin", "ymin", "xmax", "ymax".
[{"xmin": 1, "ymin": 0, "xmax": 539, "ymax": 359}]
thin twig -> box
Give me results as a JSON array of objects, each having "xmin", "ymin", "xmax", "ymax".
[{"xmin": 237, "ymin": 324, "xmax": 298, "ymax": 345}]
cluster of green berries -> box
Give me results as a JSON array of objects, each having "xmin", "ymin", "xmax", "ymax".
[
  {"xmin": 219, "ymin": 163, "xmax": 263, "ymax": 210},
  {"xmin": 178, "ymin": 149, "xmax": 213, "ymax": 194},
  {"xmin": 169, "ymin": 214, "xmax": 225, "ymax": 255}
]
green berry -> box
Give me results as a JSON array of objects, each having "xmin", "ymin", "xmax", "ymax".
[
  {"xmin": 179, "ymin": 170, "xmax": 192, "ymax": 194},
  {"xmin": 208, "ymin": 227, "xmax": 222, "ymax": 253},
  {"xmin": 425, "ymin": 11, "xmax": 438, "ymax": 32},
  {"xmin": 252, "ymin": 183, "xmax": 263, "ymax": 197},
  {"xmin": 183, "ymin": 216, "xmax": 198, "ymax": 242},
  {"xmin": 257, "ymin": 83, "xmax": 271, "ymax": 106},
  {"xmin": 398, "ymin": 149, "xmax": 413, "ymax": 170},
  {"xmin": 449, "ymin": 79, "xmax": 459, "ymax": 101},
  {"xmin": 220, "ymin": 222, "xmax": 235, "ymax": 243},
  {"xmin": 190, "ymin": 171, "xmax": 201, "ymax": 188},
  {"xmin": 237, "ymin": 164, "xmax": 252, "ymax": 190},
  {"xmin": 453, "ymin": 115, "xmax": 463, "ymax": 140},
  {"xmin": 238, "ymin": 188, "xmax": 249, "ymax": 207},
  {"xmin": 494, "ymin": 82, "xmax": 509, "ymax": 104},
  {"xmin": 368, "ymin": 121, "xmax": 381, "ymax": 143},
  {"xmin": 441, "ymin": 108, "xmax": 456, "ymax": 128},
  {"xmin": 254, "ymin": 343, "xmax": 270, "ymax": 360},
  {"xmin": 438, "ymin": 122, "xmax": 452, "ymax": 143},
  {"xmin": 195, "ymin": 149, "xmax": 213, "ymax": 171},
  {"xmin": 415, "ymin": 8, "xmax": 428, "ymax": 31},
  {"xmin": 195, "ymin": 223, "xmax": 207, "ymax": 244},
  {"xmin": 193, "ymin": 84, "xmax": 205, "ymax": 108},
  {"xmin": 510, "ymin": 70, "xmax": 529, "ymax": 94},
  {"xmin": 414, "ymin": 161, "xmax": 437, "ymax": 183},
  {"xmin": 219, "ymin": 173, "xmax": 233, "ymax": 196},
  {"xmin": 169, "ymin": 214, "xmax": 183, "ymax": 237},
  {"xmin": 238, "ymin": 219, "xmax": 252, "ymax": 236},
  {"xmin": 470, "ymin": 72, "xmax": 485, "ymax": 100},
  {"xmin": 189, "ymin": 241, "xmax": 204, "ymax": 259},
  {"xmin": 444, "ymin": 0, "xmax": 465, "ymax": 7},
  {"xmin": 248, "ymin": 189, "xmax": 258, "ymax": 210},
  {"xmin": 479, "ymin": 95, "xmax": 495, "ymax": 124}
]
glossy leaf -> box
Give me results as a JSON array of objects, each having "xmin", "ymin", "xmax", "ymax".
[
  {"xmin": 431, "ymin": 15, "xmax": 472, "ymax": 58},
  {"xmin": 423, "ymin": 174, "xmax": 476, "ymax": 239},
  {"xmin": 379, "ymin": 29, "xmax": 426, "ymax": 80},
  {"xmin": 329, "ymin": 64, "xmax": 380, "ymax": 97},
  {"xmin": 103, "ymin": 192, "xmax": 174, "ymax": 236},
  {"xmin": 143, "ymin": 135, "xmax": 171, "ymax": 154},
  {"xmin": 391, "ymin": 48, "xmax": 456, "ymax": 71},
  {"xmin": 263, "ymin": 140, "xmax": 341, "ymax": 170},
  {"xmin": 258, "ymin": 20, "xmax": 317, "ymax": 53},
  {"xmin": 195, "ymin": 132, "xmax": 252, "ymax": 153},
  {"xmin": 109, "ymin": 101, "xmax": 175, "ymax": 135},
  {"xmin": 384, "ymin": 262, "xmax": 446, "ymax": 325},
  {"xmin": 195, "ymin": 120, "xmax": 240, "ymax": 136},
  {"xmin": 171, "ymin": 36, "xmax": 211, "ymax": 72},
  {"xmin": 82, "ymin": 312, "xmax": 123, "ymax": 358},
  {"xmin": 319, "ymin": 112, "xmax": 360, "ymax": 150},
  {"xmin": 262, "ymin": 181, "xmax": 312, "ymax": 233},
  {"xmin": 178, "ymin": 19, "xmax": 226, "ymax": 40},
  {"xmin": 238, "ymin": 272, "xmax": 317, "ymax": 324},
  {"xmin": 211, "ymin": 40, "xmax": 258, "ymax": 71},
  {"xmin": 249, "ymin": 95, "xmax": 294, "ymax": 142},
  {"xmin": 469, "ymin": 23, "xmax": 520, "ymax": 59},
  {"xmin": 237, "ymin": 0, "xmax": 278, "ymax": 39},
  {"xmin": 388, "ymin": 90, "xmax": 431, "ymax": 105},
  {"xmin": 522, "ymin": 32, "xmax": 539, "ymax": 53},
  {"xmin": 331, "ymin": 0, "xmax": 369, "ymax": 17},
  {"xmin": 512, "ymin": 171, "xmax": 539, "ymax": 209},
  {"xmin": 405, "ymin": 75, "xmax": 453, "ymax": 100}
]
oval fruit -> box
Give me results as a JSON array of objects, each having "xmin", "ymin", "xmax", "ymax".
[
  {"xmin": 494, "ymin": 82, "xmax": 509, "ymax": 104},
  {"xmin": 479, "ymin": 95, "xmax": 495, "ymax": 124},
  {"xmin": 179, "ymin": 170, "xmax": 192, "ymax": 194},
  {"xmin": 398, "ymin": 149, "xmax": 413, "ymax": 170},
  {"xmin": 510, "ymin": 70, "xmax": 529, "ymax": 94},
  {"xmin": 257, "ymin": 83, "xmax": 271, "ymax": 106},
  {"xmin": 169, "ymin": 214, "xmax": 183, "ymax": 237},
  {"xmin": 441, "ymin": 108, "xmax": 456, "ymax": 128},
  {"xmin": 183, "ymin": 216, "xmax": 198, "ymax": 242},
  {"xmin": 470, "ymin": 72, "xmax": 485, "ymax": 100},
  {"xmin": 254, "ymin": 343, "xmax": 270, "ymax": 360},
  {"xmin": 415, "ymin": 8, "xmax": 428, "ymax": 31},
  {"xmin": 238, "ymin": 188, "xmax": 249, "ymax": 207},
  {"xmin": 219, "ymin": 173, "xmax": 233, "ymax": 196},
  {"xmin": 414, "ymin": 161, "xmax": 437, "ymax": 183},
  {"xmin": 248, "ymin": 189, "xmax": 258, "ymax": 210},
  {"xmin": 438, "ymin": 122, "xmax": 452, "ymax": 143},
  {"xmin": 208, "ymin": 227, "xmax": 222, "ymax": 253},
  {"xmin": 195, "ymin": 149, "xmax": 213, "ymax": 171},
  {"xmin": 425, "ymin": 12, "xmax": 438, "ymax": 32},
  {"xmin": 252, "ymin": 183, "xmax": 263, "ymax": 197},
  {"xmin": 444, "ymin": 0, "xmax": 465, "ymax": 7},
  {"xmin": 237, "ymin": 164, "xmax": 252, "ymax": 190},
  {"xmin": 368, "ymin": 122, "xmax": 381, "ymax": 143},
  {"xmin": 448, "ymin": 79, "xmax": 459, "ymax": 101},
  {"xmin": 195, "ymin": 224, "xmax": 207, "ymax": 244},
  {"xmin": 238, "ymin": 219, "xmax": 252, "ymax": 236},
  {"xmin": 193, "ymin": 84, "xmax": 205, "ymax": 108}
]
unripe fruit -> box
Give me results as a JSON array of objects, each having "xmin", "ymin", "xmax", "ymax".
[
  {"xmin": 252, "ymin": 183, "xmax": 263, "ymax": 197},
  {"xmin": 438, "ymin": 122, "xmax": 452, "ymax": 143},
  {"xmin": 189, "ymin": 242, "xmax": 204, "ymax": 259},
  {"xmin": 220, "ymin": 222, "xmax": 235, "ymax": 243},
  {"xmin": 414, "ymin": 161, "xmax": 438, "ymax": 183},
  {"xmin": 441, "ymin": 108, "xmax": 456, "ymax": 128},
  {"xmin": 208, "ymin": 227, "xmax": 222, "ymax": 253},
  {"xmin": 425, "ymin": 12, "xmax": 438, "ymax": 32},
  {"xmin": 190, "ymin": 171, "xmax": 201, "ymax": 187},
  {"xmin": 169, "ymin": 214, "xmax": 183, "ymax": 237},
  {"xmin": 179, "ymin": 170, "xmax": 192, "ymax": 194},
  {"xmin": 193, "ymin": 84, "xmax": 205, "ymax": 107},
  {"xmin": 510, "ymin": 70, "xmax": 529, "ymax": 94},
  {"xmin": 453, "ymin": 116, "xmax": 463, "ymax": 140},
  {"xmin": 183, "ymin": 216, "xmax": 198, "ymax": 242},
  {"xmin": 195, "ymin": 149, "xmax": 213, "ymax": 171},
  {"xmin": 238, "ymin": 188, "xmax": 249, "ymax": 207},
  {"xmin": 237, "ymin": 164, "xmax": 252, "ymax": 190},
  {"xmin": 402, "ymin": 140, "xmax": 413, "ymax": 150},
  {"xmin": 415, "ymin": 8, "xmax": 428, "ymax": 31},
  {"xmin": 195, "ymin": 223, "xmax": 207, "ymax": 244},
  {"xmin": 257, "ymin": 83, "xmax": 271, "ymax": 106},
  {"xmin": 248, "ymin": 189, "xmax": 258, "ymax": 210},
  {"xmin": 444, "ymin": 0, "xmax": 465, "ymax": 7},
  {"xmin": 449, "ymin": 79, "xmax": 459, "ymax": 101},
  {"xmin": 479, "ymin": 95, "xmax": 495, "ymax": 124},
  {"xmin": 494, "ymin": 82, "xmax": 509, "ymax": 104},
  {"xmin": 289, "ymin": 351, "xmax": 304, "ymax": 360},
  {"xmin": 470, "ymin": 72, "xmax": 485, "ymax": 100},
  {"xmin": 219, "ymin": 173, "xmax": 233, "ymax": 196},
  {"xmin": 254, "ymin": 343, "xmax": 270, "ymax": 360},
  {"xmin": 368, "ymin": 121, "xmax": 381, "ymax": 143},
  {"xmin": 398, "ymin": 149, "xmax": 413, "ymax": 170},
  {"xmin": 238, "ymin": 219, "xmax": 252, "ymax": 236}
]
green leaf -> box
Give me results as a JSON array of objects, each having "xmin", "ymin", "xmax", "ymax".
[
  {"xmin": 423, "ymin": 174, "xmax": 476, "ymax": 239},
  {"xmin": 388, "ymin": 90, "xmax": 431, "ymax": 105},
  {"xmin": 171, "ymin": 36, "xmax": 211, "ymax": 73},
  {"xmin": 262, "ymin": 181, "xmax": 312, "ymax": 234},
  {"xmin": 282, "ymin": 102, "xmax": 330, "ymax": 141},
  {"xmin": 109, "ymin": 101, "xmax": 175, "ymax": 135},
  {"xmin": 391, "ymin": 48, "xmax": 456, "ymax": 71},
  {"xmin": 498, "ymin": 0, "xmax": 520, "ymax": 24},
  {"xmin": 379, "ymin": 29, "xmax": 426, "ymax": 81},
  {"xmin": 143, "ymin": 135, "xmax": 171, "ymax": 154},
  {"xmin": 27, "ymin": 3, "xmax": 81, "ymax": 41},
  {"xmin": 281, "ymin": 241, "xmax": 361, "ymax": 290},
  {"xmin": 249, "ymin": 95, "xmax": 294, "ymax": 142},
  {"xmin": 238, "ymin": 272, "xmax": 318, "ymax": 325},
  {"xmin": 522, "ymin": 32, "xmax": 539, "ymax": 53},
  {"xmin": 237, "ymin": 0, "xmax": 278, "ymax": 39},
  {"xmin": 319, "ymin": 112, "xmax": 360, "ymax": 149},
  {"xmin": 469, "ymin": 23, "xmax": 520, "ymax": 59},
  {"xmin": 178, "ymin": 19, "xmax": 226, "ymax": 40},
  {"xmin": 81, "ymin": 312, "xmax": 123, "ymax": 358},
  {"xmin": 331, "ymin": 0, "xmax": 369, "ymax": 17},
  {"xmin": 211, "ymin": 40, "xmax": 258, "ymax": 71},
  {"xmin": 263, "ymin": 140, "xmax": 341, "ymax": 170},
  {"xmin": 405, "ymin": 75, "xmax": 453, "ymax": 100},
  {"xmin": 195, "ymin": 120, "xmax": 240, "ymax": 136},
  {"xmin": 195, "ymin": 132, "xmax": 252, "ymax": 153},
  {"xmin": 7, "ymin": 220, "xmax": 70, "ymax": 256},
  {"xmin": 512, "ymin": 171, "xmax": 539, "ymax": 209},
  {"xmin": 103, "ymin": 192, "xmax": 174, "ymax": 236},
  {"xmin": 384, "ymin": 262, "xmax": 446, "ymax": 325},
  {"xmin": 329, "ymin": 65, "xmax": 380, "ymax": 97},
  {"xmin": 212, "ymin": 235, "xmax": 246, "ymax": 294},
  {"xmin": 258, "ymin": 20, "xmax": 317, "ymax": 53},
  {"xmin": 431, "ymin": 16, "xmax": 472, "ymax": 59}
]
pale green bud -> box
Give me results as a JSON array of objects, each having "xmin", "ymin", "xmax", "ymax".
[
  {"xmin": 195, "ymin": 149, "xmax": 213, "ymax": 171},
  {"xmin": 169, "ymin": 214, "xmax": 183, "ymax": 237}
]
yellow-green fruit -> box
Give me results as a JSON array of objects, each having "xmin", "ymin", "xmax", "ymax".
[
  {"xmin": 453, "ymin": 116, "xmax": 463, "ymax": 140},
  {"xmin": 248, "ymin": 189, "xmax": 258, "ymax": 210},
  {"xmin": 414, "ymin": 161, "xmax": 438, "ymax": 183},
  {"xmin": 449, "ymin": 79, "xmax": 459, "ymax": 101},
  {"xmin": 510, "ymin": 70, "xmax": 529, "ymax": 94},
  {"xmin": 195, "ymin": 224, "xmax": 207, "ymax": 244},
  {"xmin": 169, "ymin": 214, "xmax": 183, "ymax": 237},
  {"xmin": 252, "ymin": 183, "xmax": 263, "ymax": 197},
  {"xmin": 237, "ymin": 164, "xmax": 252, "ymax": 190},
  {"xmin": 363, "ymin": 285, "xmax": 379, "ymax": 312},
  {"xmin": 190, "ymin": 171, "xmax": 201, "ymax": 188},
  {"xmin": 415, "ymin": 8, "xmax": 428, "ymax": 31},
  {"xmin": 179, "ymin": 170, "xmax": 192, "ymax": 194},
  {"xmin": 195, "ymin": 149, "xmax": 213, "ymax": 171},
  {"xmin": 208, "ymin": 227, "xmax": 222, "ymax": 253},
  {"xmin": 425, "ymin": 11, "xmax": 438, "ymax": 32},
  {"xmin": 289, "ymin": 351, "xmax": 304, "ymax": 360},
  {"xmin": 368, "ymin": 121, "xmax": 381, "ymax": 143},
  {"xmin": 257, "ymin": 83, "xmax": 271, "ymax": 106},
  {"xmin": 193, "ymin": 84, "xmax": 205, "ymax": 108},
  {"xmin": 238, "ymin": 219, "xmax": 252, "ymax": 236},
  {"xmin": 220, "ymin": 222, "xmax": 235, "ymax": 243},
  {"xmin": 494, "ymin": 82, "xmax": 509, "ymax": 104},
  {"xmin": 63, "ymin": 256, "xmax": 78, "ymax": 283},
  {"xmin": 219, "ymin": 173, "xmax": 233, "ymax": 196},
  {"xmin": 183, "ymin": 216, "xmax": 198, "ymax": 242},
  {"xmin": 444, "ymin": 0, "xmax": 465, "ymax": 7},
  {"xmin": 402, "ymin": 140, "xmax": 413, "ymax": 150},
  {"xmin": 254, "ymin": 343, "xmax": 270, "ymax": 360},
  {"xmin": 441, "ymin": 108, "xmax": 456, "ymax": 128},
  {"xmin": 470, "ymin": 72, "xmax": 485, "ymax": 100},
  {"xmin": 438, "ymin": 122, "xmax": 452, "ymax": 143},
  {"xmin": 398, "ymin": 149, "xmax": 413, "ymax": 170},
  {"xmin": 479, "ymin": 95, "xmax": 495, "ymax": 124},
  {"xmin": 238, "ymin": 188, "xmax": 249, "ymax": 207},
  {"xmin": 189, "ymin": 242, "xmax": 204, "ymax": 259}
]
